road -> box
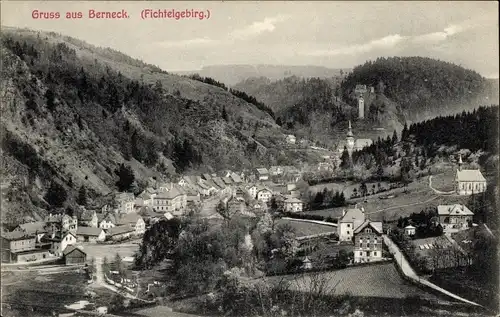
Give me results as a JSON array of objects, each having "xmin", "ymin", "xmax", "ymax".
[{"xmin": 382, "ymin": 234, "xmax": 483, "ymax": 307}]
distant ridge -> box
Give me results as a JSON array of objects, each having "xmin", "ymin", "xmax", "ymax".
[{"xmin": 172, "ymin": 64, "xmax": 351, "ymax": 86}]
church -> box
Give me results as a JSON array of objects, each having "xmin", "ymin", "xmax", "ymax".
[
  {"xmin": 455, "ymin": 154, "xmax": 487, "ymax": 196},
  {"xmin": 337, "ymin": 121, "xmax": 373, "ymax": 155}
]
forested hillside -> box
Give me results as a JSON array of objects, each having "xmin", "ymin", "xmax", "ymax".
[
  {"xmin": 0, "ymin": 28, "xmax": 308, "ymax": 225},
  {"xmin": 341, "ymin": 56, "xmax": 499, "ymax": 122}
]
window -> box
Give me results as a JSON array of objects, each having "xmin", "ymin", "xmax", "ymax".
[
  {"xmin": 347, "ymin": 224, "xmax": 351, "ymax": 228},
  {"xmin": 367, "ymin": 243, "xmax": 370, "ymax": 249},
  {"xmin": 366, "ymin": 228, "xmax": 372, "ymax": 233},
  {"xmin": 347, "ymin": 231, "xmax": 350, "ymax": 235}
]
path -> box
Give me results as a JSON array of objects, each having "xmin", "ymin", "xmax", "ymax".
[
  {"xmin": 382, "ymin": 234, "xmax": 483, "ymax": 307},
  {"xmin": 281, "ymin": 217, "xmax": 337, "ymax": 227},
  {"xmin": 428, "ymin": 175, "xmax": 455, "ymax": 195}
]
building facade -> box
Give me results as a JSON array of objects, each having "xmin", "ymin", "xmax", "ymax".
[{"xmin": 353, "ymin": 221, "xmax": 383, "ymax": 263}]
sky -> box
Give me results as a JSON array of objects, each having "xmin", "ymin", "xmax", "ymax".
[{"xmin": 2, "ymin": 1, "xmax": 499, "ymax": 78}]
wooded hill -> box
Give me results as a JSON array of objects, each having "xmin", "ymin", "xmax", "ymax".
[
  {"xmin": 341, "ymin": 56, "xmax": 499, "ymax": 122},
  {"xmin": 0, "ymin": 27, "xmax": 312, "ymax": 225}
]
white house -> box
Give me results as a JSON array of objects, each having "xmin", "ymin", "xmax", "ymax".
[
  {"xmin": 116, "ymin": 193, "xmax": 135, "ymax": 214},
  {"xmin": 338, "ymin": 207, "xmax": 366, "ymax": 241},
  {"xmin": 76, "ymin": 227, "xmax": 106, "ymax": 243},
  {"xmin": 116, "ymin": 213, "xmax": 146, "ymax": 236},
  {"xmin": 404, "ymin": 225, "xmax": 416, "ymax": 236},
  {"xmin": 247, "ymin": 184, "xmax": 258, "ymax": 199},
  {"xmin": 353, "ymin": 220, "xmax": 383, "ymax": 263},
  {"xmin": 256, "ymin": 188, "xmax": 273, "ymax": 204},
  {"xmin": 98, "ymin": 214, "xmax": 116, "ymax": 230},
  {"xmin": 284, "ymin": 197, "xmax": 304, "ymax": 213},
  {"xmin": 44, "ymin": 232, "xmax": 77, "ymax": 257},
  {"xmin": 255, "ymin": 168, "xmax": 269, "ymax": 181},
  {"xmin": 285, "ymin": 134, "xmax": 296, "ymax": 145}
]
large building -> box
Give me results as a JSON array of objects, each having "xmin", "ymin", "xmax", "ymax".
[
  {"xmin": 358, "ymin": 97, "xmax": 365, "ymax": 119},
  {"xmin": 437, "ymin": 204, "xmax": 474, "ymax": 231},
  {"xmin": 353, "ymin": 220, "xmax": 383, "ymax": 263},
  {"xmin": 455, "ymin": 155, "xmax": 487, "ymax": 195}
]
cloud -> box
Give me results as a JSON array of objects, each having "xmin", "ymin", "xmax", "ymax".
[
  {"xmin": 156, "ymin": 37, "xmax": 217, "ymax": 48},
  {"xmin": 229, "ymin": 15, "xmax": 289, "ymax": 40},
  {"xmin": 305, "ymin": 34, "xmax": 407, "ymax": 56}
]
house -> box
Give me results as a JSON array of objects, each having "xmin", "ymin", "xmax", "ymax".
[
  {"xmin": 404, "ymin": 225, "xmax": 416, "ymax": 236},
  {"xmin": 78, "ymin": 209, "xmax": 98, "ymax": 228},
  {"xmin": 14, "ymin": 221, "xmax": 48, "ymax": 243},
  {"xmin": 137, "ymin": 206, "xmax": 166, "ymax": 225},
  {"xmin": 106, "ymin": 225, "xmax": 135, "ymax": 241},
  {"xmin": 64, "ymin": 245, "xmax": 87, "ymax": 265},
  {"xmin": 62, "ymin": 214, "xmax": 78, "ymax": 233},
  {"xmin": 42, "ymin": 231, "xmax": 77, "ymax": 257},
  {"xmin": 255, "ymin": 168, "xmax": 269, "ymax": 181},
  {"xmin": 233, "ymin": 187, "xmax": 246, "ymax": 199},
  {"xmin": 116, "ymin": 213, "xmax": 146, "ymax": 236},
  {"xmin": 284, "ymin": 197, "xmax": 304, "ymax": 213},
  {"xmin": 76, "ymin": 227, "xmax": 106, "ymax": 243},
  {"xmin": 116, "ymin": 192, "xmax": 135, "ymax": 214},
  {"xmin": 153, "ymin": 186, "xmax": 187, "ymax": 214},
  {"xmin": 437, "ymin": 204, "xmax": 474, "ymax": 231},
  {"xmin": 247, "ymin": 184, "xmax": 258, "ymax": 199},
  {"xmin": 338, "ymin": 207, "xmax": 366, "ymax": 241},
  {"xmin": 213, "ymin": 177, "xmax": 231, "ymax": 195},
  {"xmin": 1, "ymin": 231, "xmax": 37, "ymax": 263},
  {"xmin": 185, "ymin": 188, "xmax": 201, "ymax": 204},
  {"xmin": 135, "ymin": 188, "xmax": 156, "ymax": 207},
  {"xmin": 230, "ymin": 172, "xmax": 243, "ymax": 184},
  {"xmin": 196, "ymin": 182, "xmax": 211, "ymax": 196},
  {"xmin": 222, "ymin": 177, "xmax": 234, "ymax": 186},
  {"xmin": 98, "ymin": 213, "xmax": 116, "ymax": 230},
  {"xmin": 353, "ymin": 220, "xmax": 383, "ymax": 263},
  {"xmin": 269, "ymin": 166, "xmax": 284, "ymax": 176},
  {"xmin": 202, "ymin": 173, "xmax": 212, "ymax": 181},
  {"xmin": 285, "ymin": 134, "xmax": 296, "ymax": 145},
  {"xmin": 455, "ymin": 156, "xmax": 487, "ymax": 195},
  {"xmin": 256, "ymin": 187, "xmax": 273, "ymax": 204}
]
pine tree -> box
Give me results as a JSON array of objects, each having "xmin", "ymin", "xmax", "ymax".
[
  {"xmin": 44, "ymin": 181, "xmax": 67, "ymax": 207},
  {"xmin": 222, "ymin": 106, "xmax": 229, "ymax": 121},
  {"xmin": 401, "ymin": 123, "xmax": 409, "ymax": 141},
  {"xmin": 340, "ymin": 146, "xmax": 351, "ymax": 169},
  {"xmin": 77, "ymin": 185, "xmax": 87, "ymax": 206},
  {"xmin": 392, "ymin": 130, "xmax": 398, "ymax": 144},
  {"xmin": 116, "ymin": 164, "xmax": 135, "ymax": 192}
]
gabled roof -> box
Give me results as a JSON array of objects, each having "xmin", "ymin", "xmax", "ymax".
[
  {"xmin": 222, "ymin": 177, "xmax": 233, "ymax": 185},
  {"xmin": 1, "ymin": 230, "xmax": 33, "ymax": 241},
  {"xmin": 64, "ymin": 245, "xmax": 86, "ymax": 256},
  {"xmin": 212, "ymin": 177, "xmax": 226, "ymax": 189},
  {"xmin": 339, "ymin": 208, "xmax": 365, "ymax": 223},
  {"xmin": 230, "ymin": 173, "xmax": 242, "ymax": 183},
  {"xmin": 202, "ymin": 173, "xmax": 212, "ymax": 180},
  {"xmin": 77, "ymin": 227, "xmax": 104, "ymax": 237},
  {"xmin": 17, "ymin": 222, "xmax": 48, "ymax": 235},
  {"xmin": 155, "ymin": 187, "xmax": 184, "ymax": 199},
  {"xmin": 116, "ymin": 192, "xmax": 134, "ymax": 201},
  {"xmin": 116, "ymin": 213, "xmax": 143, "ymax": 225},
  {"xmin": 456, "ymin": 170, "xmax": 486, "ymax": 182},
  {"xmin": 256, "ymin": 168, "xmax": 269, "ymax": 175},
  {"xmin": 107, "ymin": 225, "xmax": 135, "ymax": 236},
  {"xmin": 285, "ymin": 197, "xmax": 303, "ymax": 204},
  {"xmin": 405, "ymin": 225, "xmax": 416, "ymax": 229},
  {"xmin": 437, "ymin": 204, "xmax": 474, "ymax": 216},
  {"xmin": 354, "ymin": 220, "xmax": 383, "ymax": 234}
]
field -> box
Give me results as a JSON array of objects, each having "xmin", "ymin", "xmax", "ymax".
[
  {"xmin": 265, "ymin": 262, "xmax": 441, "ymax": 300},
  {"xmin": 430, "ymin": 170, "xmax": 456, "ymax": 192},
  {"xmin": 307, "ymin": 175, "xmax": 470, "ymax": 222},
  {"xmin": 82, "ymin": 239, "xmax": 141, "ymax": 261},
  {"xmin": 276, "ymin": 218, "xmax": 336, "ymax": 237},
  {"xmin": 1, "ymin": 269, "xmax": 116, "ymax": 316}
]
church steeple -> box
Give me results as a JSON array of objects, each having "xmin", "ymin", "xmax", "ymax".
[
  {"xmin": 347, "ymin": 120, "xmax": 354, "ymax": 138},
  {"xmin": 458, "ymin": 153, "xmax": 463, "ymax": 171}
]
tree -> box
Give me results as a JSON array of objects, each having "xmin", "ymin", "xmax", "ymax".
[
  {"xmin": 222, "ymin": 106, "xmax": 229, "ymax": 121},
  {"xmin": 340, "ymin": 146, "xmax": 351, "ymax": 169},
  {"xmin": 77, "ymin": 185, "xmax": 87, "ymax": 206},
  {"xmin": 359, "ymin": 182, "xmax": 368, "ymax": 197},
  {"xmin": 115, "ymin": 164, "xmax": 135, "ymax": 192},
  {"xmin": 44, "ymin": 181, "xmax": 67, "ymax": 207},
  {"xmin": 392, "ymin": 130, "xmax": 398, "ymax": 144},
  {"xmin": 216, "ymin": 200, "xmax": 236, "ymax": 222}
]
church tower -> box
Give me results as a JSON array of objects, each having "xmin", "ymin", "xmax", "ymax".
[
  {"xmin": 358, "ymin": 97, "xmax": 365, "ymax": 119},
  {"xmin": 346, "ymin": 120, "xmax": 355, "ymax": 154},
  {"xmin": 458, "ymin": 154, "xmax": 463, "ymax": 171}
]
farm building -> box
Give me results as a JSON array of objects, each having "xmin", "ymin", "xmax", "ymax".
[
  {"xmin": 64, "ymin": 245, "xmax": 87, "ymax": 265},
  {"xmin": 106, "ymin": 225, "xmax": 135, "ymax": 241},
  {"xmin": 76, "ymin": 227, "xmax": 106, "ymax": 243}
]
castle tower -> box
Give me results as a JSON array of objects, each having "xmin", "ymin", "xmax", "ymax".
[
  {"xmin": 358, "ymin": 97, "xmax": 365, "ymax": 119},
  {"xmin": 458, "ymin": 154, "xmax": 463, "ymax": 171},
  {"xmin": 346, "ymin": 120, "xmax": 355, "ymax": 155}
]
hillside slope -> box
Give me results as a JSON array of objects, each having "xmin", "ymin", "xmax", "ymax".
[{"xmin": 0, "ymin": 28, "xmax": 305, "ymax": 225}]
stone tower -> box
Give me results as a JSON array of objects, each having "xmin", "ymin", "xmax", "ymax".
[{"xmin": 358, "ymin": 97, "xmax": 365, "ymax": 119}]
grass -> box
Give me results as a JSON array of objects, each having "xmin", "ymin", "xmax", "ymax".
[
  {"xmin": 277, "ymin": 218, "xmax": 336, "ymax": 237},
  {"xmin": 431, "ymin": 170, "xmax": 456, "ymax": 192},
  {"xmin": 265, "ymin": 262, "xmax": 441, "ymax": 300}
]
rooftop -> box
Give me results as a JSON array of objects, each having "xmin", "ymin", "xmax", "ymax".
[
  {"xmin": 456, "ymin": 169, "xmax": 486, "ymax": 182},
  {"xmin": 437, "ymin": 204, "xmax": 474, "ymax": 216},
  {"xmin": 17, "ymin": 222, "xmax": 48, "ymax": 235},
  {"xmin": 1, "ymin": 230, "xmax": 33, "ymax": 241},
  {"xmin": 63, "ymin": 245, "xmax": 86, "ymax": 256},
  {"xmin": 107, "ymin": 225, "xmax": 135, "ymax": 236},
  {"xmin": 76, "ymin": 226, "xmax": 104, "ymax": 237}
]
